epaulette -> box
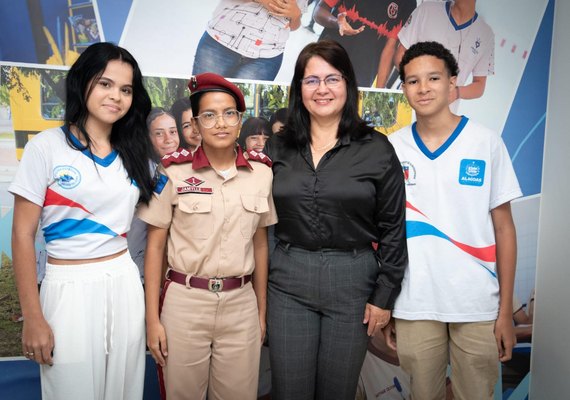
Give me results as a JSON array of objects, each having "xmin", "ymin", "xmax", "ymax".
[
  {"xmin": 245, "ymin": 150, "xmax": 273, "ymax": 167},
  {"xmin": 161, "ymin": 148, "xmax": 194, "ymax": 168}
]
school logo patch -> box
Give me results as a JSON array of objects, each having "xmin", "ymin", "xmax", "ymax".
[
  {"xmin": 458, "ymin": 159, "xmax": 486, "ymax": 187},
  {"xmin": 401, "ymin": 161, "xmax": 416, "ymax": 186},
  {"xmin": 387, "ymin": 2, "xmax": 399, "ymax": 19},
  {"xmin": 53, "ymin": 165, "xmax": 81, "ymax": 189}
]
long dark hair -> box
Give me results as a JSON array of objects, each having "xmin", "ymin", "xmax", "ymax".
[
  {"xmin": 283, "ymin": 40, "xmax": 368, "ymax": 148},
  {"xmin": 64, "ymin": 42, "xmax": 154, "ymax": 203}
]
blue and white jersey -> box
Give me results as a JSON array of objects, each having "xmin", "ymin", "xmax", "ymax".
[
  {"xmin": 388, "ymin": 117, "xmax": 521, "ymax": 322},
  {"xmin": 9, "ymin": 126, "xmax": 140, "ymax": 259}
]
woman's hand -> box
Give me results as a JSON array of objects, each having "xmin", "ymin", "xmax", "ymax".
[
  {"xmin": 22, "ymin": 315, "xmax": 54, "ymax": 365},
  {"xmin": 259, "ymin": 311, "xmax": 267, "ymax": 344},
  {"xmin": 147, "ymin": 321, "xmax": 168, "ymax": 367},
  {"xmin": 363, "ymin": 303, "xmax": 391, "ymax": 336}
]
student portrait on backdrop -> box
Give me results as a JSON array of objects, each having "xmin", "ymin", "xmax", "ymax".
[
  {"xmin": 9, "ymin": 42, "xmax": 154, "ymax": 400},
  {"xmin": 385, "ymin": 41, "xmax": 521, "ymax": 399},
  {"xmin": 139, "ymin": 72, "xmax": 277, "ymax": 400}
]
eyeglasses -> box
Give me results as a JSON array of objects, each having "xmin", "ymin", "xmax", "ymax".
[
  {"xmin": 195, "ymin": 109, "xmax": 242, "ymax": 129},
  {"xmin": 301, "ymin": 74, "xmax": 344, "ymax": 88}
]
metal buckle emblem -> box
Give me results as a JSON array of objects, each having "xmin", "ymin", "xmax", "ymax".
[{"xmin": 208, "ymin": 278, "xmax": 223, "ymax": 292}]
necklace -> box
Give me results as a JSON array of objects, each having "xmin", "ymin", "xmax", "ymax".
[{"xmin": 310, "ymin": 138, "xmax": 337, "ymax": 152}]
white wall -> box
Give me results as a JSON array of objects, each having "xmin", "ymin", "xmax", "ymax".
[{"xmin": 530, "ymin": 0, "xmax": 570, "ymax": 396}]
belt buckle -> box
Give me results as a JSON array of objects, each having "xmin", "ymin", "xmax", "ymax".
[{"xmin": 208, "ymin": 278, "xmax": 223, "ymax": 292}]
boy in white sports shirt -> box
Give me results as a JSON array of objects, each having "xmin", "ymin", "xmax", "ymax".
[{"xmin": 385, "ymin": 41, "xmax": 521, "ymax": 400}]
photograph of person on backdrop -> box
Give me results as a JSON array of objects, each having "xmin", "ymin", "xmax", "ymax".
[
  {"xmin": 394, "ymin": 0, "xmax": 494, "ymax": 111},
  {"xmin": 314, "ymin": 0, "xmax": 415, "ymax": 88},
  {"xmin": 192, "ymin": 0, "xmax": 309, "ymax": 81}
]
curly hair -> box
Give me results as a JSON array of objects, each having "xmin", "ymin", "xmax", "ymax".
[{"xmin": 399, "ymin": 41, "xmax": 460, "ymax": 82}]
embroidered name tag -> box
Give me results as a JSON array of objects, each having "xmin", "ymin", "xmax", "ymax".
[
  {"xmin": 177, "ymin": 186, "xmax": 213, "ymax": 195},
  {"xmin": 458, "ymin": 159, "xmax": 486, "ymax": 187}
]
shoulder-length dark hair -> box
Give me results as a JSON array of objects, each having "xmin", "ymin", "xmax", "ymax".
[
  {"xmin": 169, "ymin": 97, "xmax": 191, "ymax": 149},
  {"xmin": 283, "ymin": 39, "xmax": 367, "ymax": 148},
  {"xmin": 64, "ymin": 42, "xmax": 154, "ymax": 203}
]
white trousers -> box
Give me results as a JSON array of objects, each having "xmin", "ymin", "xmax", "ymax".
[{"xmin": 39, "ymin": 252, "xmax": 146, "ymax": 400}]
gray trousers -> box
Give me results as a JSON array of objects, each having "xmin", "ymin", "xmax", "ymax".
[{"xmin": 267, "ymin": 243, "xmax": 379, "ymax": 400}]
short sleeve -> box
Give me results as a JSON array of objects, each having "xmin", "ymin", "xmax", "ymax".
[
  {"xmin": 397, "ymin": 4, "xmax": 422, "ymax": 49},
  {"xmin": 489, "ymin": 136, "xmax": 522, "ymax": 210},
  {"xmin": 137, "ymin": 176, "xmax": 175, "ymax": 229},
  {"xmin": 8, "ymin": 138, "xmax": 51, "ymax": 206},
  {"xmin": 472, "ymin": 27, "xmax": 495, "ymax": 77}
]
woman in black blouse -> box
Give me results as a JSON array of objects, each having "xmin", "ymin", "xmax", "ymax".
[{"xmin": 266, "ymin": 40, "xmax": 408, "ymax": 400}]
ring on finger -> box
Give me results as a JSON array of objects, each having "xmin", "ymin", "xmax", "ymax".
[{"xmin": 25, "ymin": 351, "xmax": 34, "ymax": 357}]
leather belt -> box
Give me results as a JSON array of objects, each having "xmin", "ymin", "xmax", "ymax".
[{"xmin": 166, "ymin": 269, "xmax": 252, "ymax": 292}]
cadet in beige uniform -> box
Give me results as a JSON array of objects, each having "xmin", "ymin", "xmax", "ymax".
[{"xmin": 139, "ymin": 73, "xmax": 277, "ymax": 400}]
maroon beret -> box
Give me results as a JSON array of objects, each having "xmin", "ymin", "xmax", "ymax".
[{"xmin": 188, "ymin": 73, "xmax": 246, "ymax": 112}]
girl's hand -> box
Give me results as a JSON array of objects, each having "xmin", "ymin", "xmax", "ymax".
[
  {"xmin": 147, "ymin": 321, "xmax": 168, "ymax": 367},
  {"xmin": 22, "ymin": 315, "xmax": 54, "ymax": 365}
]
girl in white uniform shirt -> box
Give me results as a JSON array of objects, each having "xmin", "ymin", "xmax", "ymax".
[{"xmin": 9, "ymin": 42, "xmax": 154, "ymax": 400}]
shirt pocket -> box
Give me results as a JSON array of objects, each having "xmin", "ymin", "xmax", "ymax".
[
  {"xmin": 178, "ymin": 195, "xmax": 213, "ymax": 239},
  {"xmin": 240, "ymin": 194, "xmax": 269, "ymax": 239}
]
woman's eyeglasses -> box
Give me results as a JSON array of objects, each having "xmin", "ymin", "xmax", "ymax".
[
  {"xmin": 195, "ymin": 109, "xmax": 242, "ymax": 129},
  {"xmin": 301, "ymin": 74, "xmax": 344, "ymax": 88}
]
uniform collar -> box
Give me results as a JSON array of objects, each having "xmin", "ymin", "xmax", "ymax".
[{"xmin": 192, "ymin": 144, "xmax": 253, "ymax": 170}]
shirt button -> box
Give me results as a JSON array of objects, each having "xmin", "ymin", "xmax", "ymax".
[
  {"xmin": 225, "ymin": 218, "xmax": 230, "ymax": 223},
  {"xmin": 254, "ymin": 206, "xmax": 258, "ymax": 211},
  {"xmin": 193, "ymin": 205, "xmax": 198, "ymax": 210}
]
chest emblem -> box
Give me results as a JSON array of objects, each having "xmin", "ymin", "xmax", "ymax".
[
  {"xmin": 178, "ymin": 176, "xmax": 212, "ymax": 195},
  {"xmin": 401, "ymin": 161, "xmax": 416, "ymax": 186},
  {"xmin": 387, "ymin": 2, "xmax": 399, "ymax": 19},
  {"xmin": 458, "ymin": 159, "xmax": 486, "ymax": 186},
  {"xmin": 53, "ymin": 165, "xmax": 81, "ymax": 189}
]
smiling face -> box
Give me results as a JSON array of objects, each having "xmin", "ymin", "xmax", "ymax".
[
  {"xmin": 149, "ymin": 113, "xmax": 179, "ymax": 157},
  {"xmin": 180, "ymin": 109, "xmax": 201, "ymax": 149},
  {"xmin": 85, "ymin": 60, "xmax": 134, "ymax": 132},
  {"xmin": 301, "ymin": 56, "xmax": 347, "ymax": 124},
  {"xmin": 194, "ymin": 91, "xmax": 241, "ymax": 152},
  {"xmin": 245, "ymin": 134, "xmax": 270, "ymax": 152},
  {"xmin": 401, "ymin": 55, "xmax": 456, "ymax": 119}
]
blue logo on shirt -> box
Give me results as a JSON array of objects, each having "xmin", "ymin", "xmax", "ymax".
[
  {"xmin": 458, "ymin": 159, "xmax": 485, "ymax": 187},
  {"xmin": 54, "ymin": 165, "xmax": 81, "ymax": 189}
]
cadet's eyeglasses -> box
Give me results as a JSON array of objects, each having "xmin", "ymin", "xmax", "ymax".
[
  {"xmin": 301, "ymin": 74, "xmax": 345, "ymax": 88},
  {"xmin": 195, "ymin": 109, "xmax": 242, "ymax": 129}
]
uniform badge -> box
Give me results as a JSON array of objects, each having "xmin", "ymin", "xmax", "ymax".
[
  {"xmin": 177, "ymin": 176, "xmax": 213, "ymax": 194},
  {"xmin": 401, "ymin": 161, "xmax": 416, "ymax": 186},
  {"xmin": 458, "ymin": 159, "xmax": 486, "ymax": 187},
  {"xmin": 53, "ymin": 165, "xmax": 81, "ymax": 189}
]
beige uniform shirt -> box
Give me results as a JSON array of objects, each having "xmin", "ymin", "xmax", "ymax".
[{"xmin": 138, "ymin": 146, "xmax": 277, "ymax": 278}]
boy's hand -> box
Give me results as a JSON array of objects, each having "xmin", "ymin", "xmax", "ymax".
[
  {"xmin": 494, "ymin": 314, "xmax": 516, "ymax": 362},
  {"xmin": 382, "ymin": 319, "xmax": 398, "ymax": 351}
]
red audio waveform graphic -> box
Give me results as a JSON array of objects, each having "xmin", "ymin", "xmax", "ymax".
[{"xmin": 339, "ymin": 5, "xmax": 402, "ymax": 39}]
